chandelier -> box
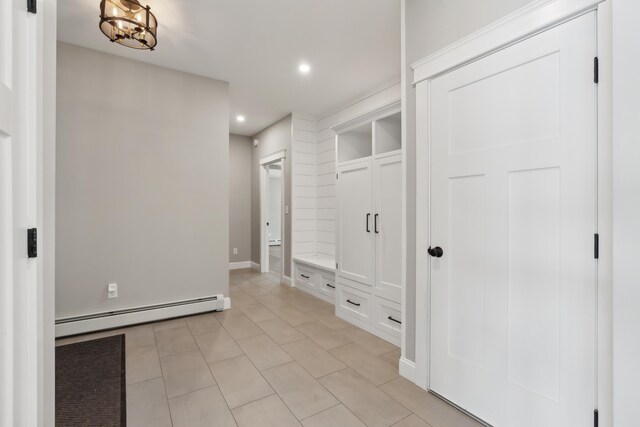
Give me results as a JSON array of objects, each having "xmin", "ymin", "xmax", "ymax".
[{"xmin": 99, "ymin": 0, "xmax": 158, "ymax": 51}]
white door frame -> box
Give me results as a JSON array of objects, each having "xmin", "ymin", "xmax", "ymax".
[
  {"xmin": 259, "ymin": 149, "xmax": 286, "ymax": 278},
  {"xmin": 411, "ymin": 0, "xmax": 612, "ymax": 425},
  {"xmin": 1, "ymin": 0, "xmax": 56, "ymax": 425}
]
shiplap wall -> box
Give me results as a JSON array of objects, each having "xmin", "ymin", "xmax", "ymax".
[{"xmin": 292, "ymin": 114, "xmax": 318, "ymax": 257}]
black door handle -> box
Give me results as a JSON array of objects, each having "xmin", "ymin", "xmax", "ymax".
[
  {"xmin": 428, "ymin": 246, "xmax": 444, "ymax": 258},
  {"xmin": 366, "ymin": 213, "xmax": 371, "ymax": 232},
  {"xmin": 374, "ymin": 214, "xmax": 379, "ymax": 234},
  {"xmin": 346, "ymin": 299, "xmax": 361, "ymax": 307}
]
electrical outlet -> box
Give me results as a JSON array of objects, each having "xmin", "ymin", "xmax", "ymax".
[
  {"xmin": 233, "ymin": 248, "xmax": 238, "ymax": 255},
  {"xmin": 107, "ymin": 283, "xmax": 118, "ymax": 299},
  {"xmin": 285, "ymin": 205, "xmax": 289, "ymax": 214}
]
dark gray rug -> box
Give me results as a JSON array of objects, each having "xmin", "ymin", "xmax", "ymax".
[{"xmin": 56, "ymin": 334, "xmax": 126, "ymax": 426}]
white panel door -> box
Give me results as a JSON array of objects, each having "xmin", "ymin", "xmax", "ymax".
[
  {"xmin": 374, "ymin": 154, "xmax": 402, "ymax": 302},
  {"xmin": 0, "ymin": 1, "xmax": 43, "ymax": 426},
  {"xmin": 428, "ymin": 13, "xmax": 597, "ymax": 427},
  {"xmin": 337, "ymin": 160, "xmax": 374, "ymax": 286}
]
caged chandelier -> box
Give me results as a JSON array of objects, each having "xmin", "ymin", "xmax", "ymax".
[{"xmin": 99, "ymin": 0, "xmax": 158, "ymax": 50}]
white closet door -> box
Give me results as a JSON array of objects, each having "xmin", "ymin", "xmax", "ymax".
[
  {"xmin": 427, "ymin": 12, "xmax": 596, "ymax": 427},
  {"xmin": 374, "ymin": 154, "xmax": 402, "ymax": 302},
  {"xmin": 337, "ymin": 160, "xmax": 374, "ymax": 286}
]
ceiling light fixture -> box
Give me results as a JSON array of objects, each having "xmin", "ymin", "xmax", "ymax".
[
  {"xmin": 298, "ymin": 63, "xmax": 311, "ymax": 74},
  {"xmin": 236, "ymin": 115, "xmax": 246, "ymax": 123},
  {"xmin": 99, "ymin": 0, "xmax": 158, "ymax": 51}
]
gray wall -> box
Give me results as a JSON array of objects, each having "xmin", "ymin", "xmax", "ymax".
[
  {"xmin": 56, "ymin": 42, "xmax": 230, "ymax": 318},
  {"xmin": 229, "ymin": 134, "xmax": 253, "ymax": 263},
  {"xmin": 251, "ymin": 115, "xmax": 293, "ymax": 278},
  {"xmin": 402, "ymin": 0, "xmax": 535, "ymax": 360}
]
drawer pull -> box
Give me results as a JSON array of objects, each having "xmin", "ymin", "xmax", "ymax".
[
  {"xmin": 301, "ymin": 274, "xmax": 310, "ymax": 279},
  {"xmin": 346, "ymin": 299, "xmax": 361, "ymax": 307},
  {"xmin": 326, "ymin": 283, "xmax": 335, "ymax": 289},
  {"xmin": 387, "ymin": 316, "xmax": 402, "ymax": 324}
]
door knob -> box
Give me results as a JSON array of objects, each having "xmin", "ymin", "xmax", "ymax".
[{"xmin": 428, "ymin": 246, "xmax": 444, "ymax": 258}]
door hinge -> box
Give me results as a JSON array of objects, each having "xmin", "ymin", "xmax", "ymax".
[
  {"xmin": 594, "ymin": 233, "xmax": 599, "ymax": 259},
  {"xmin": 27, "ymin": 228, "xmax": 37, "ymax": 258},
  {"xmin": 335, "ymin": 263, "xmax": 338, "ymax": 269},
  {"xmin": 594, "ymin": 409, "xmax": 599, "ymax": 427},
  {"xmin": 594, "ymin": 57, "xmax": 599, "ymax": 84},
  {"xmin": 336, "ymin": 173, "xmax": 338, "ymax": 179},
  {"xmin": 27, "ymin": 0, "xmax": 36, "ymax": 13}
]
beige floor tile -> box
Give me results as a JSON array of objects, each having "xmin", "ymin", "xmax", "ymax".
[
  {"xmin": 393, "ymin": 414, "xmax": 433, "ymax": 427},
  {"xmin": 380, "ymin": 377, "xmax": 483, "ymax": 427},
  {"xmin": 155, "ymin": 325, "xmax": 198, "ymax": 357},
  {"xmin": 281, "ymin": 339, "xmax": 346, "ymax": 378},
  {"xmin": 331, "ymin": 343, "xmax": 398, "ymax": 386},
  {"xmin": 152, "ymin": 317, "xmax": 187, "ymax": 332},
  {"xmin": 276, "ymin": 305, "xmax": 315, "ymax": 327},
  {"xmin": 236, "ymin": 334, "xmax": 293, "ymax": 370},
  {"xmin": 338, "ymin": 326, "xmax": 398, "ymax": 355},
  {"xmin": 239, "ymin": 304, "xmax": 278, "ymax": 323},
  {"xmin": 126, "ymin": 344, "xmax": 162, "ymax": 385},
  {"xmin": 124, "ymin": 325, "xmax": 156, "ymax": 350},
  {"xmin": 209, "ymin": 355, "xmax": 274, "ymax": 408},
  {"xmin": 220, "ymin": 314, "xmax": 262, "ymax": 340},
  {"xmin": 297, "ymin": 322, "xmax": 352, "ymax": 350},
  {"xmin": 380, "ymin": 348, "xmax": 401, "ymax": 370},
  {"xmin": 228, "ymin": 289, "xmax": 258, "ymax": 307},
  {"xmin": 185, "ymin": 313, "xmax": 222, "ymax": 336},
  {"xmin": 127, "ymin": 377, "xmax": 172, "ymax": 427},
  {"xmin": 282, "ymin": 294, "xmax": 328, "ymax": 313},
  {"xmin": 256, "ymin": 318, "xmax": 307, "ymax": 345},
  {"xmin": 254, "ymin": 294, "xmax": 290, "ymax": 310},
  {"xmin": 307, "ymin": 309, "xmax": 351, "ymax": 330},
  {"xmin": 301, "ymin": 404, "xmax": 366, "ymax": 427},
  {"xmin": 160, "ymin": 350, "xmax": 216, "ymax": 398},
  {"xmin": 195, "ymin": 328, "xmax": 244, "ymax": 364},
  {"xmin": 262, "ymin": 361, "xmax": 338, "ymax": 420},
  {"xmin": 211, "ymin": 306, "xmax": 245, "ymax": 321},
  {"xmin": 169, "ymin": 386, "xmax": 237, "ymax": 427},
  {"xmin": 319, "ymin": 369, "xmax": 410, "ymax": 427},
  {"xmin": 232, "ymin": 394, "xmax": 301, "ymax": 427}
]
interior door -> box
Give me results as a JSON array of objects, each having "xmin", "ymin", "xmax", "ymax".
[
  {"xmin": 374, "ymin": 154, "xmax": 402, "ymax": 302},
  {"xmin": 428, "ymin": 12, "xmax": 597, "ymax": 427},
  {"xmin": 337, "ymin": 160, "xmax": 373, "ymax": 286},
  {"xmin": 1, "ymin": 0, "xmax": 43, "ymax": 425}
]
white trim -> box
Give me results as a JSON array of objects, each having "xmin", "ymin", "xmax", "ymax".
[
  {"xmin": 335, "ymin": 311, "xmax": 400, "ymax": 347},
  {"xmin": 259, "ymin": 149, "xmax": 287, "ymax": 165},
  {"xmin": 55, "ymin": 296, "xmax": 226, "ymax": 337},
  {"xmin": 399, "ymin": 357, "xmax": 426, "ymax": 388},
  {"xmin": 229, "ymin": 261, "xmax": 252, "ymax": 270},
  {"xmin": 282, "ymin": 275, "xmax": 293, "ymax": 287},
  {"xmin": 251, "ymin": 261, "xmax": 260, "ymax": 271},
  {"xmin": 412, "ymin": 0, "xmax": 602, "ymax": 84},
  {"xmin": 331, "ymin": 99, "xmax": 401, "ymax": 134}
]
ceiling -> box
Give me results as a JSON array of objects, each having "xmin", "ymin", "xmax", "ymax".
[{"xmin": 57, "ymin": 0, "xmax": 401, "ymax": 136}]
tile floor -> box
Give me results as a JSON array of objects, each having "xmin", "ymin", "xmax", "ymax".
[{"xmin": 56, "ymin": 269, "xmax": 483, "ymax": 427}]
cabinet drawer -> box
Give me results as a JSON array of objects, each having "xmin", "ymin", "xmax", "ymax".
[
  {"xmin": 317, "ymin": 273, "xmax": 336, "ymax": 300},
  {"xmin": 373, "ymin": 297, "xmax": 402, "ymax": 337},
  {"xmin": 295, "ymin": 265, "xmax": 315, "ymax": 288},
  {"xmin": 337, "ymin": 284, "xmax": 371, "ymax": 322}
]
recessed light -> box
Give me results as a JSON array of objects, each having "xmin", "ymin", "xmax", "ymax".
[
  {"xmin": 236, "ymin": 115, "xmax": 246, "ymax": 123},
  {"xmin": 298, "ymin": 63, "xmax": 311, "ymax": 74}
]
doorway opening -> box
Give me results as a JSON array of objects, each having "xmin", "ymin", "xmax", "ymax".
[{"xmin": 259, "ymin": 150, "xmax": 286, "ymax": 281}]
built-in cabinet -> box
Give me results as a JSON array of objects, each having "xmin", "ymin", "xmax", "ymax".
[{"xmin": 334, "ymin": 107, "xmax": 403, "ymax": 345}]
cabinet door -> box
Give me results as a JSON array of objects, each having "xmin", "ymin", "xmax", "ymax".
[
  {"xmin": 337, "ymin": 160, "xmax": 374, "ymax": 286},
  {"xmin": 374, "ymin": 154, "xmax": 402, "ymax": 301}
]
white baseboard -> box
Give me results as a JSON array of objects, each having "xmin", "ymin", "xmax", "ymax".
[
  {"xmin": 55, "ymin": 295, "xmax": 228, "ymax": 338},
  {"xmin": 399, "ymin": 357, "xmax": 427, "ymax": 389},
  {"xmin": 251, "ymin": 261, "xmax": 260, "ymax": 271},
  {"xmin": 282, "ymin": 275, "xmax": 292, "ymax": 286},
  {"xmin": 223, "ymin": 296, "xmax": 231, "ymax": 309},
  {"xmin": 229, "ymin": 261, "xmax": 252, "ymax": 270}
]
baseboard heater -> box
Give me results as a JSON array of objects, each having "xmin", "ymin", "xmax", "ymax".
[{"xmin": 55, "ymin": 294, "xmax": 228, "ymax": 338}]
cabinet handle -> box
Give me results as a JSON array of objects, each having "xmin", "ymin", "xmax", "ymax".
[
  {"xmin": 346, "ymin": 299, "xmax": 361, "ymax": 307},
  {"xmin": 387, "ymin": 316, "xmax": 401, "ymax": 324},
  {"xmin": 301, "ymin": 274, "xmax": 310, "ymax": 279},
  {"xmin": 326, "ymin": 283, "xmax": 335, "ymax": 289},
  {"xmin": 366, "ymin": 213, "xmax": 371, "ymax": 233},
  {"xmin": 374, "ymin": 214, "xmax": 379, "ymax": 234}
]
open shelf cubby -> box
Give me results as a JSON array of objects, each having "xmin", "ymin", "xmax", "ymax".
[
  {"xmin": 374, "ymin": 112, "xmax": 402, "ymax": 155},
  {"xmin": 337, "ymin": 122, "xmax": 373, "ymax": 163}
]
